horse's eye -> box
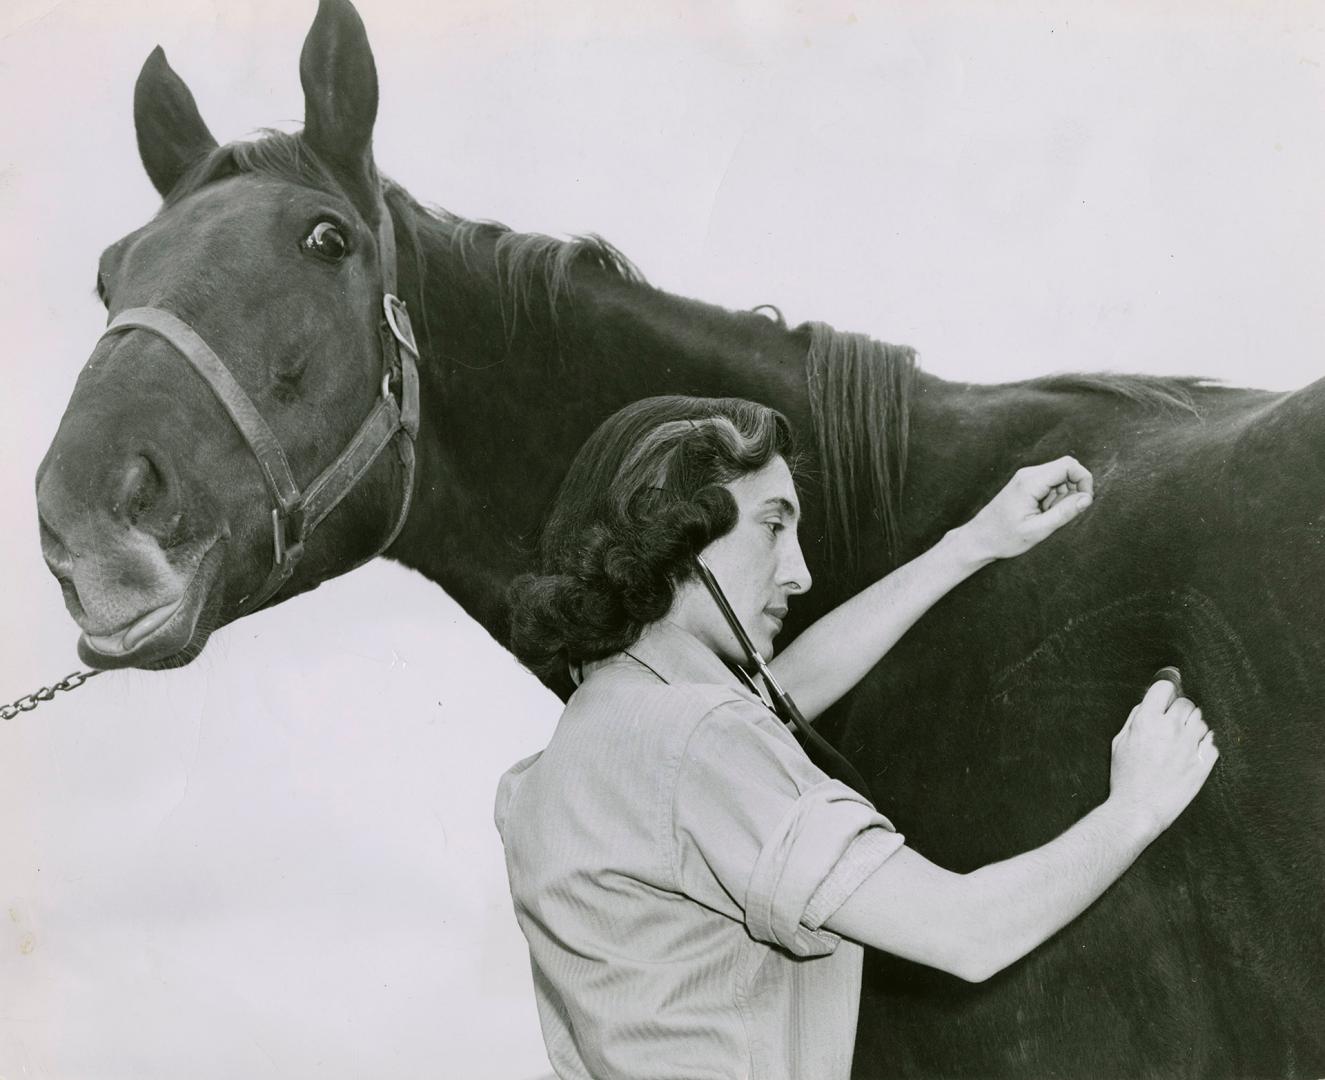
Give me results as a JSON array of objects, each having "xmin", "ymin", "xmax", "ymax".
[{"xmin": 304, "ymin": 221, "xmax": 348, "ymax": 260}]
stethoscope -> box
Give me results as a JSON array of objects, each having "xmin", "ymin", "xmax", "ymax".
[{"xmin": 693, "ymin": 555, "xmax": 873, "ymax": 801}]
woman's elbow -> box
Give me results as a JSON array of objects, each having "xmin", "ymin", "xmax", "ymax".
[
  {"xmin": 929, "ymin": 927, "xmax": 1008, "ymax": 983},
  {"xmin": 951, "ymin": 953, "xmax": 1000, "ymax": 984},
  {"xmin": 894, "ymin": 937, "xmax": 1000, "ymax": 984}
]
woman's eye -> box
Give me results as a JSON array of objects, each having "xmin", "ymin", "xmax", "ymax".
[
  {"xmin": 764, "ymin": 521, "xmax": 784, "ymax": 536},
  {"xmin": 304, "ymin": 221, "xmax": 348, "ymax": 260}
]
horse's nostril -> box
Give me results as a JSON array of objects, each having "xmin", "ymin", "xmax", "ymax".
[
  {"xmin": 38, "ymin": 513, "xmax": 75, "ymax": 571},
  {"xmin": 114, "ymin": 453, "xmax": 167, "ymax": 527},
  {"xmin": 39, "ymin": 514, "xmax": 61, "ymax": 549},
  {"xmin": 57, "ymin": 574, "xmax": 87, "ymax": 623}
]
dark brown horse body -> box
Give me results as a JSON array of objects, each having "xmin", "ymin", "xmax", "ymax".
[{"xmin": 34, "ymin": 2, "xmax": 1323, "ymax": 1076}]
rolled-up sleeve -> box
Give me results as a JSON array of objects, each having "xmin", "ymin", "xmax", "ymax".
[{"xmin": 671, "ymin": 701, "xmax": 905, "ymax": 958}]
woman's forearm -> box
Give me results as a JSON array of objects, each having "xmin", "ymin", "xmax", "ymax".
[
  {"xmin": 768, "ymin": 527, "xmax": 992, "ymax": 721},
  {"xmin": 952, "ymin": 797, "xmax": 1154, "ymax": 981},
  {"xmin": 824, "ymin": 797, "xmax": 1157, "ymax": 983}
]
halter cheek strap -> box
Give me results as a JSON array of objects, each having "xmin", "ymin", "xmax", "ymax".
[{"xmin": 98, "ymin": 198, "xmax": 420, "ymax": 616}]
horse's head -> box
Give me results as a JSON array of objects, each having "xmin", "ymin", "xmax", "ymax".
[{"xmin": 35, "ymin": 0, "xmax": 417, "ymax": 670}]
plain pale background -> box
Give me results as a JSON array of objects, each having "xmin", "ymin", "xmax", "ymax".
[{"xmin": 1, "ymin": 1, "xmax": 1322, "ymax": 1077}]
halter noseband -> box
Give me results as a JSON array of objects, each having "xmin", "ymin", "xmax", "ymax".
[{"xmin": 98, "ymin": 194, "xmax": 421, "ymax": 616}]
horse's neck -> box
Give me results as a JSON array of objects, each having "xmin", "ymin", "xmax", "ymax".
[
  {"xmin": 387, "ymin": 237, "xmax": 812, "ymax": 640},
  {"xmin": 378, "ymin": 208, "xmax": 1260, "ymax": 647}
]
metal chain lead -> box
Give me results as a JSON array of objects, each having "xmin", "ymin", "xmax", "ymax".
[{"xmin": 2, "ymin": 670, "xmax": 103, "ymax": 721}]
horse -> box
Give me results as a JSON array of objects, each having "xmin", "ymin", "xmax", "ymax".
[{"xmin": 32, "ymin": 1, "xmax": 1324, "ymax": 1076}]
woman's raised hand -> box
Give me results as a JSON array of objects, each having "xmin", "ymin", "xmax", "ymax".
[{"xmin": 959, "ymin": 457, "xmax": 1094, "ymax": 562}]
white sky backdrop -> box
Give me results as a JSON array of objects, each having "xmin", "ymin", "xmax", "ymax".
[{"xmin": 1, "ymin": 1, "xmax": 1322, "ymax": 1077}]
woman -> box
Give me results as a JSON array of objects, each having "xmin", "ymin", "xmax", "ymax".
[{"xmin": 496, "ymin": 396, "xmax": 1216, "ymax": 1080}]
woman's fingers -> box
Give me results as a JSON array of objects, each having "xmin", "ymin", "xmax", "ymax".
[
  {"xmin": 1142, "ymin": 676, "xmax": 1180, "ymax": 713},
  {"xmin": 1025, "ymin": 486, "xmax": 1093, "ymax": 539},
  {"xmin": 1167, "ymin": 697, "xmax": 1197, "ymax": 726},
  {"xmin": 1020, "ymin": 456, "xmax": 1093, "ymax": 502},
  {"xmin": 1040, "ymin": 481, "xmax": 1072, "ymax": 511}
]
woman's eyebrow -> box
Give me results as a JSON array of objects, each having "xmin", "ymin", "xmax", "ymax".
[{"xmin": 759, "ymin": 496, "xmax": 799, "ymax": 519}]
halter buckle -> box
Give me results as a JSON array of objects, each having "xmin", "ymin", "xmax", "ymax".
[
  {"xmin": 383, "ymin": 294, "xmax": 419, "ymax": 357},
  {"xmin": 271, "ymin": 506, "xmax": 306, "ymax": 568}
]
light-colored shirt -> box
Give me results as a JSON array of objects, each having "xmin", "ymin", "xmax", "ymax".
[{"xmin": 495, "ymin": 620, "xmax": 905, "ymax": 1079}]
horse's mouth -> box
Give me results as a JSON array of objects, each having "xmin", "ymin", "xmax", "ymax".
[{"xmin": 76, "ymin": 540, "xmax": 226, "ymax": 670}]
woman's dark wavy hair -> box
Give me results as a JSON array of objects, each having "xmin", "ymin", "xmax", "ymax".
[{"xmin": 508, "ymin": 396, "xmax": 797, "ymax": 682}]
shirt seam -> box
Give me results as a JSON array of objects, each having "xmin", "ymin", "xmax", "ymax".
[
  {"xmin": 664, "ymin": 697, "xmax": 758, "ymax": 898},
  {"xmin": 663, "ymin": 694, "xmax": 785, "ymax": 1077}
]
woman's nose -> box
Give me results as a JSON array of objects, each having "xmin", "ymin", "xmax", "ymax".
[{"xmin": 781, "ymin": 540, "xmax": 812, "ymax": 594}]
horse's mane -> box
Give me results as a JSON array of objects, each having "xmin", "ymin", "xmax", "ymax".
[
  {"xmin": 1030, "ymin": 372, "xmax": 1207, "ymax": 416},
  {"xmin": 443, "ymin": 217, "xmax": 645, "ymax": 344},
  {"xmin": 801, "ymin": 323, "xmax": 915, "ymax": 565},
  {"xmin": 379, "ymin": 181, "xmax": 648, "ymax": 365},
  {"xmin": 168, "ymin": 130, "xmax": 1206, "ymax": 571},
  {"xmin": 385, "ymin": 176, "xmax": 915, "ymax": 566}
]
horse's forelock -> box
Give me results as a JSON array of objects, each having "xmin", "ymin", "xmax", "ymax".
[{"xmin": 163, "ymin": 131, "xmax": 345, "ymax": 208}]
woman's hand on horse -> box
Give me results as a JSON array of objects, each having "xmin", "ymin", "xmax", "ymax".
[{"xmin": 960, "ymin": 457, "xmax": 1094, "ymax": 561}]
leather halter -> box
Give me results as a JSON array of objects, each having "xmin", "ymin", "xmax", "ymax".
[{"xmin": 98, "ymin": 195, "xmax": 421, "ymax": 616}]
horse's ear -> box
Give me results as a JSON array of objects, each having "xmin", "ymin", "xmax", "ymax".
[
  {"xmin": 299, "ymin": 0, "xmax": 380, "ymax": 217},
  {"xmin": 134, "ymin": 46, "xmax": 219, "ymax": 198}
]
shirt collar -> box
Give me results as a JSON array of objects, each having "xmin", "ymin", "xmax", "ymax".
[{"xmin": 582, "ymin": 618, "xmax": 761, "ymax": 703}]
